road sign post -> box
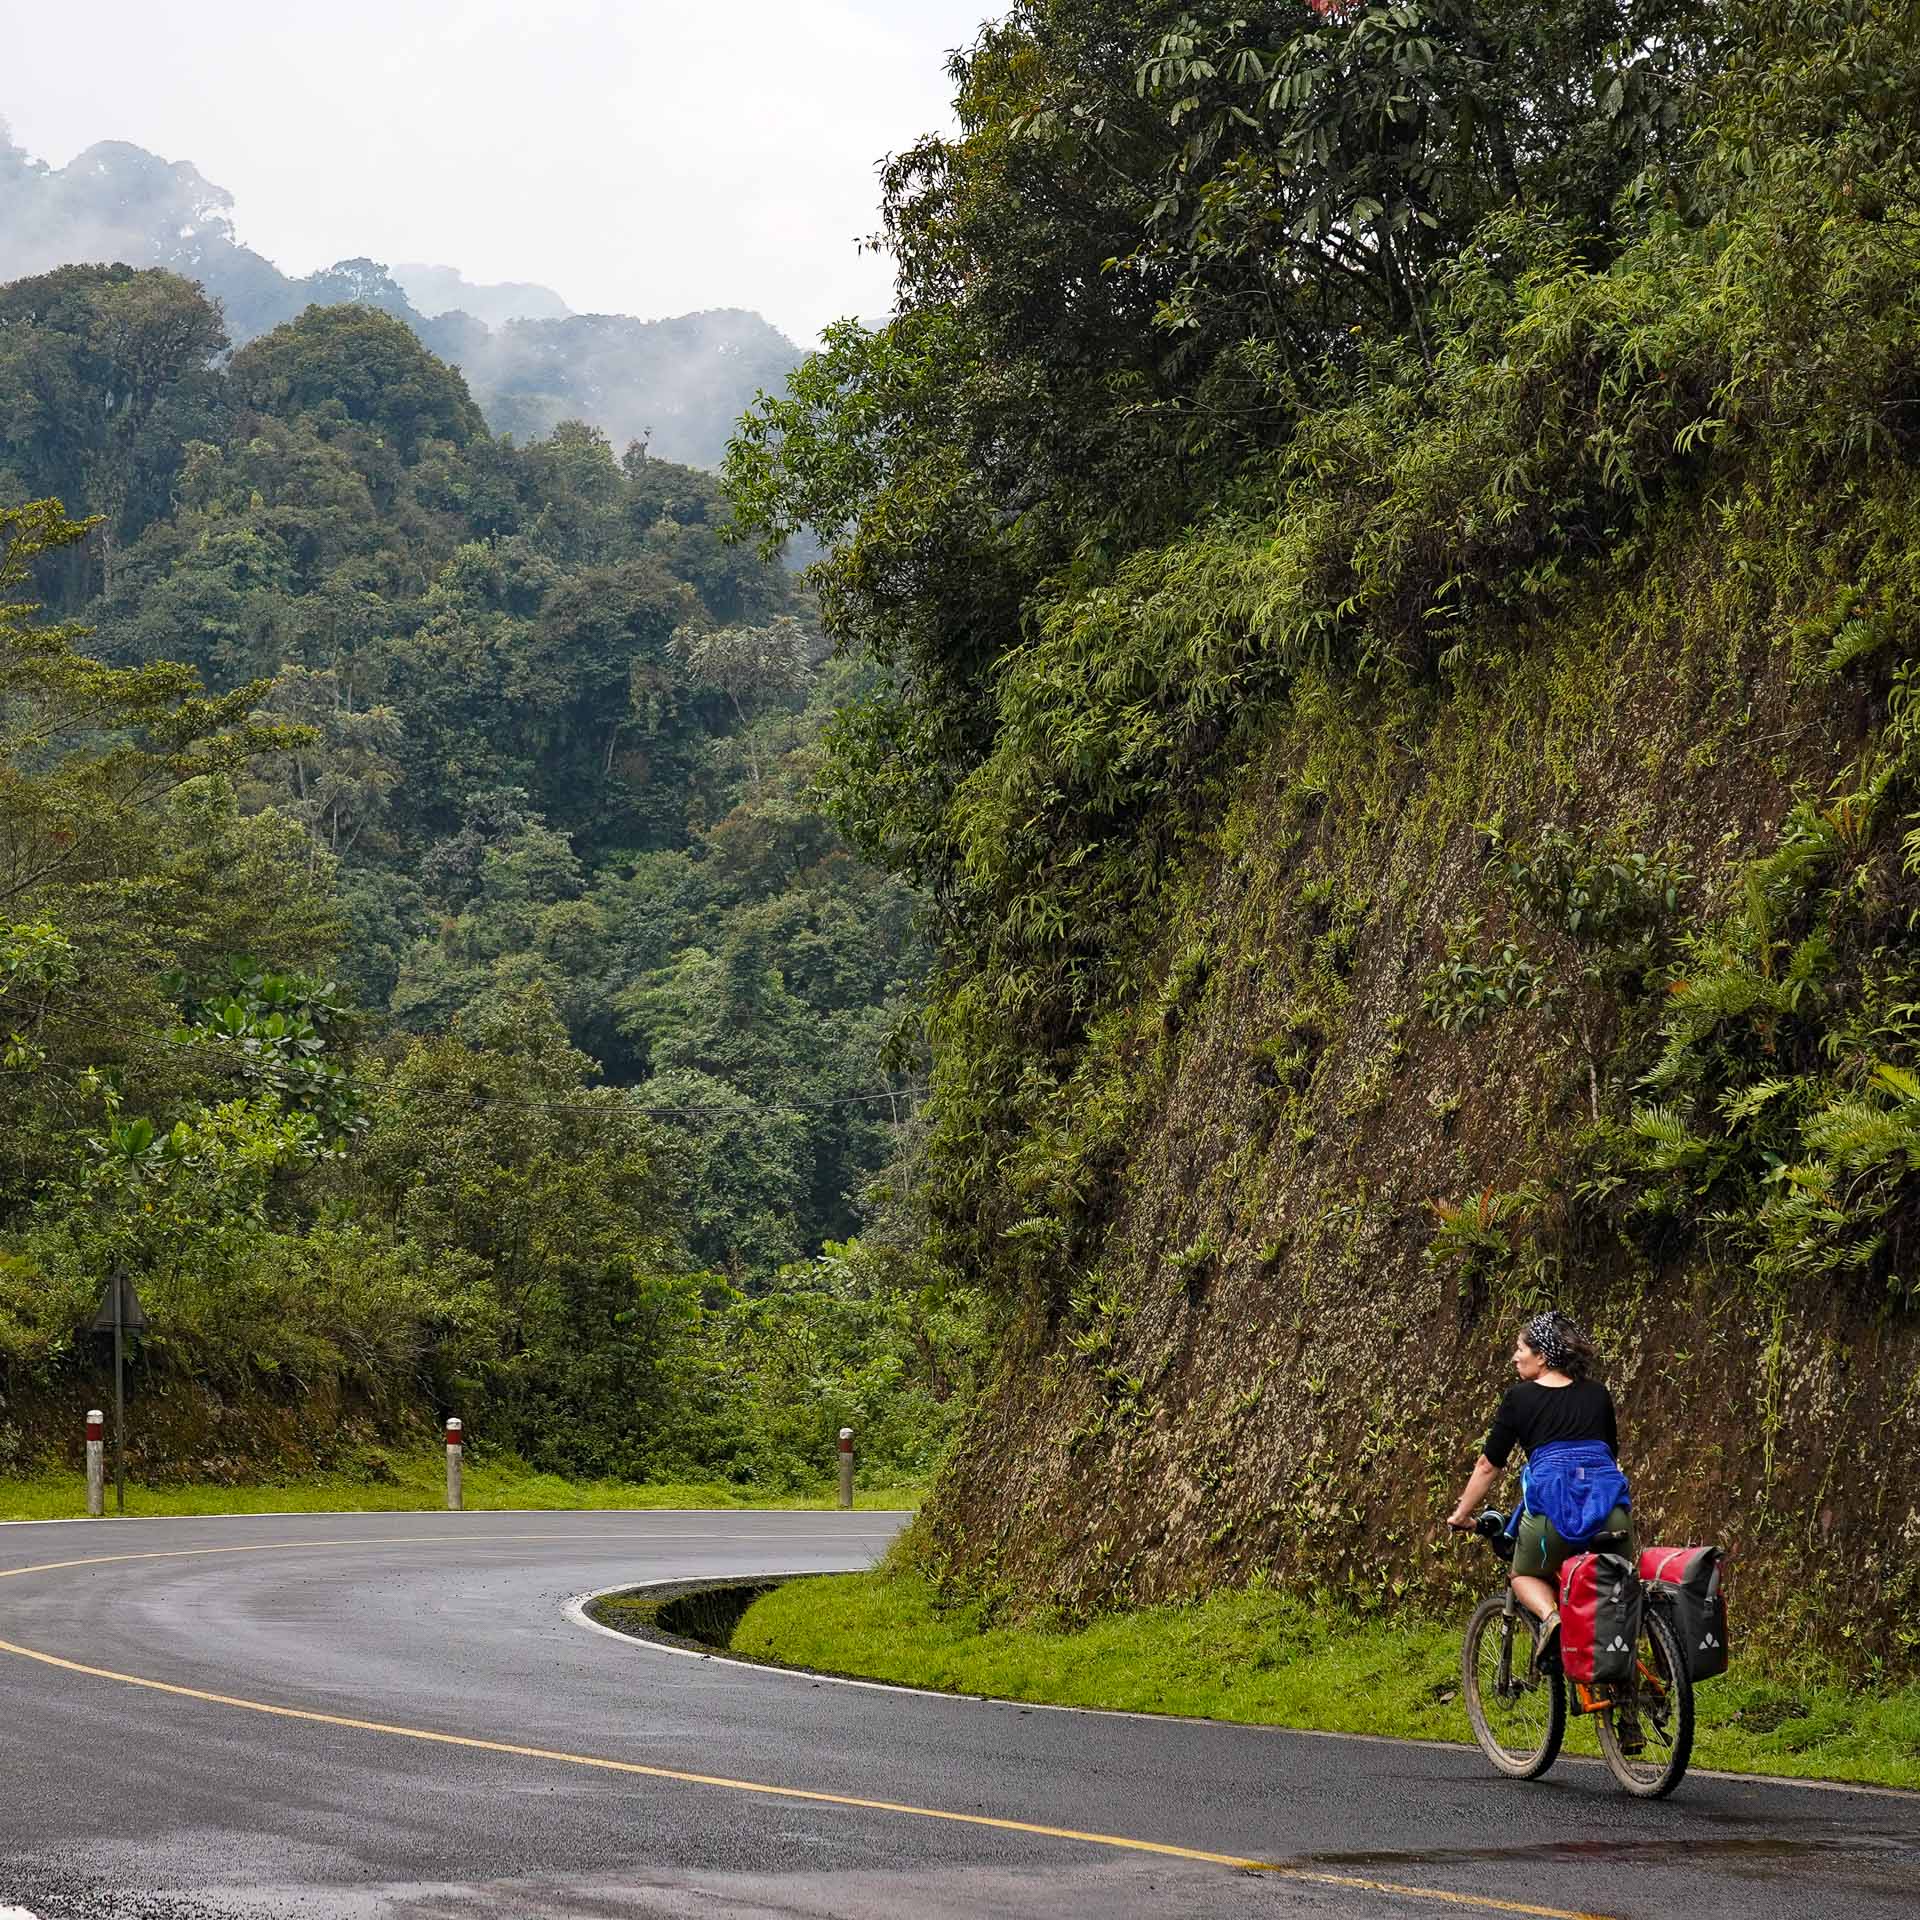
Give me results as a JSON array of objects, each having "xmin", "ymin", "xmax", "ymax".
[
  {"xmin": 837, "ymin": 1427, "xmax": 854, "ymax": 1510},
  {"xmin": 113, "ymin": 1273, "xmax": 125, "ymax": 1514},
  {"xmin": 85, "ymin": 1409, "xmax": 104, "ymax": 1518},
  {"xmin": 446, "ymin": 1417, "xmax": 463, "ymax": 1510},
  {"xmin": 89, "ymin": 1269, "xmax": 147, "ymax": 1517}
]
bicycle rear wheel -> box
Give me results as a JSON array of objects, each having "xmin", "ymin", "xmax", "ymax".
[
  {"xmin": 1462, "ymin": 1595, "xmax": 1565, "ymax": 1779},
  {"xmin": 1595, "ymin": 1602, "xmax": 1694, "ymax": 1798}
]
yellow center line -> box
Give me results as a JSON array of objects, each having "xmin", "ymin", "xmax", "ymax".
[{"xmin": 0, "ymin": 1539, "xmax": 1615, "ymax": 1920}]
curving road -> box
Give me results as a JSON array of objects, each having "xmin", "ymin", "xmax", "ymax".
[{"xmin": 0, "ymin": 1510, "xmax": 1913, "ymax": 1919}]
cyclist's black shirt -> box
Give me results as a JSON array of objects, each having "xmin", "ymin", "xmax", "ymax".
[{"xmin": 1484, "ymin": 1378, "xmax": 1618, "ymax": 1468}]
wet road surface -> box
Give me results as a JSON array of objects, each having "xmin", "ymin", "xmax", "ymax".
[{"xmin": 0, "ymin": 1510, "xmax": 1913, "ymax": 1918}]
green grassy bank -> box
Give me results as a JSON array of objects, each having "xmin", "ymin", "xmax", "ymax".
[
  {"xmin": 0, "ymin": 1457, "xmax": 922, "ymax": 1522},
  {"xmin": 734, "ymin": 1569, "xmax": 1920, "ymax": 1794}
]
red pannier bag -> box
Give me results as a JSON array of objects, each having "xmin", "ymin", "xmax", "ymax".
[
  {"xmin": 1559, "ymin": 1551, "xmax": 1641, "ymax": 1685},
  {"xmin": 1640, "ymin": 1545, "xmax": 1729, "ymax": 1681}
]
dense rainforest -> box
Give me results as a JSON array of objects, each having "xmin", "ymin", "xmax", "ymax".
[
  {"xmin": 0, "ymin": 267, "xmax": 980, "ymax": 1487},
  {"xmin": 0, "ymin": 127, "xmax": 799, "ymax": 467},
  {"xmin": 727, "ymin": 0, "xmax": 1920, "ymax": 1666}
]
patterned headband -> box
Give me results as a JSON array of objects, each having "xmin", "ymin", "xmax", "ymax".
[{"xmin": 1524, "ymin": 1311, "xmax": 1574, "ymax": 1368}]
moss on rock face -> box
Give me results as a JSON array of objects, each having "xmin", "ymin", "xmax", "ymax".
[
  {"xmin": 901, "ymin": 126, "xmax": 1920, "ymax": 1672},
  {"xmin": 916, "ymin": 464, "xmax": 1920, "ymax": 1669}
]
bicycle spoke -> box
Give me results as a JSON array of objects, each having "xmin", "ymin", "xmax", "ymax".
[
  {"xmin": 1597, "ymin": 1601, "xmax": 1694, "ymax": 1797},
  {"xmin": 1464, "ymin": 1595, "xmax": 1564, "ymax": 1779}
]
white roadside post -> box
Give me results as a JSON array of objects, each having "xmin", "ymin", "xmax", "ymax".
[
  {"xmin": 837, "ymin": 1426, "xmax": 855, "ymax": 1510},
  {"xmin": 85, "ymin": 1409, "xmax": 105, "ymax": 1518},
  {"xmin": 445, "ymin": 1417, "xmax": 463, "ymax": 1511}
]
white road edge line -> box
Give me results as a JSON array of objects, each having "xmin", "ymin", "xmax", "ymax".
[{"xmin": 564, "ymin": 1580, "xmax": 1920, "ymax": 1804}]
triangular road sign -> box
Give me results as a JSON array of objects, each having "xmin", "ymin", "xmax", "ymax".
[{"xmin": 89, "ymin": 1273, "xmax": 150, "ymax": 1332}]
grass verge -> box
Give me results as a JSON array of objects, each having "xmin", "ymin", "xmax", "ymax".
[
  {"xmin": 733, "ymin": 1567, "xmax": 1920, "ymax": 1793},
  {"xmin": 0, "ymin": 1457, "xmax": 921, "ymax": 1522}
]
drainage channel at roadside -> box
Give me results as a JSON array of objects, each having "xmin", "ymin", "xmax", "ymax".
[{"xmin": 586, "ymin": 1576, "xmax": 803, "ymax": 1659}]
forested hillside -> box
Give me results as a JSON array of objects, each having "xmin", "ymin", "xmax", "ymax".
[
  {"xmin": 0, "ymin": 128, "xmax": 798, "ymax": 467},
  {"xmin": 0, "ymin": 268, "xmax": 979, "ymax": 1487},
  {"xmin": 727, "ymin": 0, "xmax": 1920, "ymax": 1664}
]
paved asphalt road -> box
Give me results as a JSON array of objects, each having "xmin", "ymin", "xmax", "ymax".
[{"xmin": 0, "ymin": 1511, "xmax": 1913, "ymax": 1920}]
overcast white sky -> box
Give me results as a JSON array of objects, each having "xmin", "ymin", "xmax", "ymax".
[{"xmin": 4, "ymin": 0, "xmax": 998, "ymax": 346}]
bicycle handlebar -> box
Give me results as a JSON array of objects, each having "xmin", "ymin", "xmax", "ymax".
[{"xmin": 1472, "ymin": 1507, "xmax": 1516, "ymax": 1563}]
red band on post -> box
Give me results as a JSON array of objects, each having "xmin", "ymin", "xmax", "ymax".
[
  {"xmin": 86, "ymin": 1416, "xmax": 103, "ymax": 1442},
  {"xmin": 446, "ymin": 1420, "xmax": 463, "ymax": 1447}
]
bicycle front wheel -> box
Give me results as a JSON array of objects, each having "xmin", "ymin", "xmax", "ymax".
[
  {"xmin": 1462, "ymin": 1595, "xmax": 1565, "ymax": 1779},
  {"xmin": 1595, "ymin": 1601, "xmax": 1694, "ymax": 1798}
]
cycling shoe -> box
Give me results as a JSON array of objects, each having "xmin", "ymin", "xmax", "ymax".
[{"xmin": 1533, "ymin": 1614, "xmax": 1563, "ymax": 1677}]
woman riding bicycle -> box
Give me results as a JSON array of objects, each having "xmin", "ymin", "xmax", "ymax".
[{"xmin": 1445, "ymin": 1309, "xmax": 1632, "ymax": 1670}]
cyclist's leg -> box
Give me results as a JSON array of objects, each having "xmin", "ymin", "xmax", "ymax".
[{"xmin": 1509, "ymin": 1512, "xmax": 1563, "ymax": 1620}]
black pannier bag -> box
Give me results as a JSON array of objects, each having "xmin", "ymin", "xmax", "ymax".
[
  {"xmin": 1561, "ymin": 1550, "xmax": 1642, "ymax": 1686},
  {"xmin": 1639, "ymin": 1545, "xmax": 1729, "ymax": 1680}
]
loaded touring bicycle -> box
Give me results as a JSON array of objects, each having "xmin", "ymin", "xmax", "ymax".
[{"xmin": 1461, "ymin": 1509, "xmax": 1729, "ymax": 1798}]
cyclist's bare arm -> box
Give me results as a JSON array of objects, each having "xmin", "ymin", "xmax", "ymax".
[{"xmin": 1447, "ymin": 1454, "xmax": 1502, "ymax": 1529}]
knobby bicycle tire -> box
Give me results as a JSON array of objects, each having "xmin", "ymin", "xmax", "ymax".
[{"xmin": 1462, "ymin": 1593, "xmax": 1565, "ymax": 1779}]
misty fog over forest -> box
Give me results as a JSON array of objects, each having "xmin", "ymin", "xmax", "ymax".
[{"xmin": 0, "ymin": 124, "xmax": 799, "ymax": 468}]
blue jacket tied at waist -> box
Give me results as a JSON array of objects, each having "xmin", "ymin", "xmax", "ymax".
[{"xmin": 1518, "ymin": 1439, "xmax": 1630, "ymax": 1543}]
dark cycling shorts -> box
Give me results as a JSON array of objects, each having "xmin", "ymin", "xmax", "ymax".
[{"xmin": 1512, "ymin": 1505, "xmax": 1634, "ymax": 1580}]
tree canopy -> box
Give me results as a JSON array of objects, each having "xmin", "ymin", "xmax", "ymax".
[
  {"xmin": 0, "ymin": 274, "xmax": 970, "ymax": 1487},
  {"xmin": 230, "ymin": 304, "xmax": 486, "ymax": 458}
]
